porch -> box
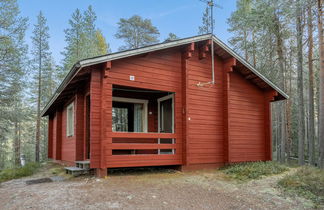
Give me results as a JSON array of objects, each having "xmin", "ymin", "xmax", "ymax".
[{"xmin": 89, "ymin": 84, "xmax": 183, "ymax": 170}]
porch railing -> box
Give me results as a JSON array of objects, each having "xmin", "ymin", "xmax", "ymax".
[{"xmin": 106, "ymin": 132, "xmax": 181, "ymax": 168}]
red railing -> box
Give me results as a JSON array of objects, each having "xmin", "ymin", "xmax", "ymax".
[{"xmin": 107, "ymin": 132, "xmax": 181, "ymax": 168}]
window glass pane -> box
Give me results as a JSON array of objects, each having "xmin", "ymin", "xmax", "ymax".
[
  {"xmin": 67, "ymin": 103, "xmax": 74, "ymax": 136},
  {"xmin": 112, "ymin": 107, "xmax": 128, "ymax": 132},
  {"xmin": 112, "ymin": 100, "xmax": 146, "ymax": 132},
  {"xmin": 134, "ymin": 103, "xmax": 143, "ymax": 132},
  {"xmin": 160, "ymin": 149, "xmax": 173, "ymax": 154}
]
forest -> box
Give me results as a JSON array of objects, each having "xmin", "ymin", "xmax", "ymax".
[{"xmin": 0, "ymin": 0, "xmax": 323, "ymax": 170}]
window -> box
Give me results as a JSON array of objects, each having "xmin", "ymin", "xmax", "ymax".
[
  {"xmin": 66, "ymin": 102, "xmax": 74, "ymax": 137},
  {"xmin": 112, "ymin": 97, "xmax": 148, "ymax": 132}
]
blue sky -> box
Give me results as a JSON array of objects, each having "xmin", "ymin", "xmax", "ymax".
[{"xmin": 18, "ymin": 0, "xmax": 237, "ymax": 65}]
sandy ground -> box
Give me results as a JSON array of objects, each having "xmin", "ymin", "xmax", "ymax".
[{"xmin": 0, "ymin": 164, "xmax": 315, "ymax": 210}]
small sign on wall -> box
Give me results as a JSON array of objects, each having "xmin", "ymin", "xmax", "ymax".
[{"xmin": 130, "ymin": 75, "xmax": 135, "ymax": 81}]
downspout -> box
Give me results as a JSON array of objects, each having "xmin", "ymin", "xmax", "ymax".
[
  {"xmin": 197, "ymin": 0, "xmax": 215, "ymax": 87},
  {"xmin": 210, "ymin": 0, "xmax": 215, "ymax": 84}
]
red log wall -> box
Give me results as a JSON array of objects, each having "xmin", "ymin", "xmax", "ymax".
[
  {"xmin": 47, "ymin": 114, "xmax": 54, "ymax": 159},
  {"xmin": 47, "ymin": 43, "xmax": 275, "ymax": 170},
  {"xmin": 229, "ymin": 71, "xmax": 266, "ymax": 162},
  {"xmin": 61, "ymin": 100, "xmax": 76, "ymax": 163},
  {"xmin": 185, "ymin": 51, "xmax": 224, "ymax": 166}
]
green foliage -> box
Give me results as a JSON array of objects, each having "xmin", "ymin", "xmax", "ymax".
[
  {"xmin": 31, "ymin": 11, "xmax": 56, "ymax": 162},
  {"xmin": 198, "ymin": 6, "xmax": 214, "ymax": 35},
  {"xmin": 96, "ymin": 29, "xmax": 109, "ymax": 54},
  {"xmin": 221, "ymin": 161, "xmax": 288, "ymax": 181},
  {"xmin": 0, "ymin": 162, "xmax": 41, "ymax": 183},
  {"xmin": 115, "ymin": 15, "xmax": 159, "ymax": 50},
  {"xmin": 61, "ymin": 6, "xmax": 109, "ymax": 75},
  {"xmin": 164, "ymin": 33, "xmax": 179, "ymax": 42},
  {"xmin": 0, "ymin": 0, "xmax": 28, "ymax": 168},
  {"xmin": 278, "ymin": 167, "xmax": 324, "ymax": 206}
]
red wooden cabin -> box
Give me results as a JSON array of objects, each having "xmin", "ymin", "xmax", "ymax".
[{"xmin": 42, "ymin": 34, "xmax": 287, "ymax": 176}]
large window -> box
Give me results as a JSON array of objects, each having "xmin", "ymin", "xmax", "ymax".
[
  {"xmin": 66, "ymin": 102, "xmax": 74, "ymax": 137},
  {"xmin": 112, "ymin": 97, "xmax": 148, "ymax": 132}
]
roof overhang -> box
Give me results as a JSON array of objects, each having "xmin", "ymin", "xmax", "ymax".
[{"xmin": 41, "ymin": 34, "xmax": 288, "ymax": 116}]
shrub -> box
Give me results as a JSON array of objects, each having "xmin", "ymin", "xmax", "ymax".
[
  {"xmin": 221, "ymin": 161, "xmax": 288, "ymax": 181},
  {"xmin": 0, "ymin": 162, "xmax": 41, "ymax": 183},
  {"xmin": 278, "ymin": 166, "xmax": 324, "ymax": 206}
]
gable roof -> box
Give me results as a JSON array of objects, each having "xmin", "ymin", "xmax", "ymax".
[{"xmin": 41, "ymin": 34, "xmax": 288, "ymax": 116}]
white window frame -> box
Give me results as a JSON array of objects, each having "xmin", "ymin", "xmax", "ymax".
[
  {"xmin": 157, "ymin": 94, "xmax": 174, "ymax": 133},
  {"xmin": 112, "ymin": 97, "xmax": 148, "ymax": 133},
  {"xmin": 157, "ymin": 94, "xmax": 175, "ymax": 155},
  {"xmin": 66, "ymin": 102, "xmax": 74, "ymax": 137}
]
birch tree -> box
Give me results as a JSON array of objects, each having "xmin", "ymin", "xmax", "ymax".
[{"xmin": 318, "ymin": 0, "xmax": 324, "ymax": 169}]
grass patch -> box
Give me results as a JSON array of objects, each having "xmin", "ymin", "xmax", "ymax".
[
  {"xmin": 0, "ymin": 162, "xmax": 41, "ymax": 183},
  {"xmin": 49, "ymin": 167, "xmax": 65, "ymax": 175},
  {"xmin": 221, "ymin": 161, "xmax": 288, "ymax": 181},
  {"xmin": 278, "ymin": 166, "xmax": 324, "ymax": 207}
]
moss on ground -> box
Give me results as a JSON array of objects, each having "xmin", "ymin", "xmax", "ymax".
[
  {"xmin": 0, "ymin": 162, "xmax": 41, "ymax": 183},
  {"xmin": 49, "ymin": 167, "xmax": 65, "ymax": 176},
  {"xmin": 278, "ymin": 166, "xmax": 324, "ymax": 207},
  {"xmin": 220, "ymin": 161, "xmax": 288, "ymax": 181}
]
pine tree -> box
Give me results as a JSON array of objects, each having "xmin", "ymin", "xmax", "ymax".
[
  {"xmin": 296, "ymin": 0, "xmax": 305, "ymax": 165},
  {"xmin": 227, "ymin": 0, "xmax": 256, "ymax": 63},
  {"xmin": 62, "ymin": 6, "xmax": 109, "ymax": 75},
  {"xmin": 164, "ymin": 33, "xmax": 179, "ymax": 42},
  {"xmin": 82, "ymin": 5, "xmax": 97, "ymax": 58},
  {"xmin": 31, "ymin": 11, "xmax": 51, "ymax": 162},
  {"xmin": 115, "ymin": 15, "xmax": 159, "ymax": 50},
  {"xmin": 198, "ymin": 6, "xmax": 215, "ymax": 35},
  {"xmin": 62, "ymin": 8, "xmax": 83, "ymax": 72},
  {"xmin": 307, "ymin": 0, "xmax": 315, "ymax": 166},
  {"xmin": 227, "ymin": 0, "xmax": 323, "ymax": 165},
  {"xmin": 0, "ymin": 0, "xmax": 28, "ymax": 166}
]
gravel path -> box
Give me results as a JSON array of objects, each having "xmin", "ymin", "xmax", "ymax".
[{"xmin": 0, "ymin": 166, "xmax": 314, "ymax": 210}]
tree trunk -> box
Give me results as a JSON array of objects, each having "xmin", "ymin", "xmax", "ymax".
[
  {"xmin": 274, "ymin": 13, "xmax": 287, "ymax": 163},
  {"xmin": 252, "ymin": 31, "xmax": 256, "ymax": 67},
  {"xmin": 35, "ymin": 41, "xmax": 42, "ymax": 162},
  {"xmin": 243, "ymin": 30, "xmax": 249, "ymax": 62},
  {"xmin": 318, "ymin": 0, "xmax": 324, "ymax": 169},
  {"xmin": 286, "ymin": 49, "xmax": 293, "ymax": 162},
  {"xmin": 308, "ymin": 1, "xmax": 315, "ymax": 166},
  {"xmin": 296, "ymin": 0, "xmax": 305, "ymax": 165},
  {"xmin": 14, "ymin": 120, "xmax": 20, "ymax": 166}
]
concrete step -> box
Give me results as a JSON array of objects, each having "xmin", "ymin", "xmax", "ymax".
[
  {"xmin": 75, "ymin": 160, "xmax": 90, "ymax": 169},
  {"xmin": 75, "ymin": 160, "xmax": 90, "ymax": 164},
  {"xmin": 65, "ymin": 166, "xmax": 89, "ymax": 176}
]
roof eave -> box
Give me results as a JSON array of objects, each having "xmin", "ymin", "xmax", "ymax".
[
  {"xmin": 41, "ymin": 62, "xmax": 82, "ymax": 116},
  {"xmin": 211, "ymin": 36, "xmax": 289, "ymax": 100}
]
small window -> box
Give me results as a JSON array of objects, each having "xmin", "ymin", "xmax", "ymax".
[{"xmin": 66, "ymin": 102, "xmax": 74, "ymax": 137}]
